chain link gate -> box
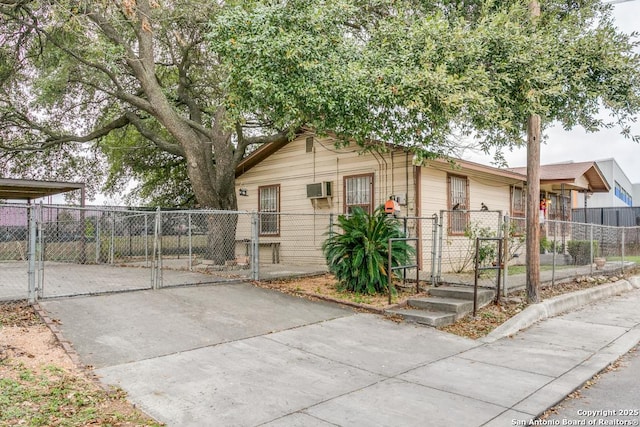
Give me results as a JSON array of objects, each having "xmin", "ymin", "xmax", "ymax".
[
  {"xmin": 436, "ymin": 210, "xmax": 504, "ymax": 288},
  {"xmin": 5, "ymin": 203, "xmax": 640, "ymax": 302},
  {"xmin": 401, "ymin": 215, "xmax": 439, "ymax": 285},
  {"xmin": 0, "ymin": 204, "xmax": 31, "ymax": 302}
]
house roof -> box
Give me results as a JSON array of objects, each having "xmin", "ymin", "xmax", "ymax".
[
  {"xmin": 426, "ymin": 158, "xmax": 527, "ymax": 183},
  {"xmin": 235, "ymin": 137, "xmax": 293, "ymax": 178},
  {"xmin": 0, "ymin": 178, "xmax": 86, "ymax": 202},
  {"xmin": 508, "ymin": 161, "xmax": 610, "ymax": 193},
  {"xmin": 235, "ymin": 132, "xmax": 528, "ymax": 185},
  {"xmin": 235, "ymin": 133, "xmax": 609, "ymax": 192}
]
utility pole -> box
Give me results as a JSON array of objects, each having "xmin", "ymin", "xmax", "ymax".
[{"xmin": 526, "ymin": 0, "xmax": 541, "ymax": 304}]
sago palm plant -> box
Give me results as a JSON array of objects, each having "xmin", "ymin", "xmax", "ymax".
[{"xmin": 323, "ymin": 207, "xmax": 415, "ymax": 295}]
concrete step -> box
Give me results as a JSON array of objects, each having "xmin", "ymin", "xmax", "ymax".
[
  {"xmin": 407, "ymin": 297, "xmax": 472, "ymax": 314},
  {"xmin": 388, "ymin": 286, "xmax": 497, "ymax": 328},
  {"xmin": 386, "ymin": 308, "xmax": 457, "ymax": 328},
  {"xmin": 429, "ymin": 286, "xmax": 495, "ymax": 305}
]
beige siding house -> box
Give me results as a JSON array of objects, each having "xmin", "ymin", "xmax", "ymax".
[
  {"xmin": 233, "ymin": 132, "xmax": 610, "ymax": 271},
  {"xmin": 235, "ymin": 132, "xmax": 528, "ymax": 217}
]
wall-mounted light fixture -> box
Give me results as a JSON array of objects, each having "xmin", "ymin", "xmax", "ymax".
[{"xmin": 239, "ymin": 188, "xmax": 248, "ymax": 197}]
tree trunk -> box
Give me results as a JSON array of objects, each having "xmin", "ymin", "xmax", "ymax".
[
  {"xmin": 181, "ymin": 135, "xmax": 239, "ymax": 265},
  {"xmin": 206, "ymin": 213, "xmax": 239, "ymax": 265}
]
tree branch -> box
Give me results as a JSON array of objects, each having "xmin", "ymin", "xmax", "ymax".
[
  {"xmin": 0, "ymin": 115, "xmax": 131, "ymax": 151},
  {"xmin": 124, "ymin": 112, "xmax": 186, "ymax": 157},
  {"xmin": 233, "ymin": 126, "xmax": 298, "ymax": 164}
]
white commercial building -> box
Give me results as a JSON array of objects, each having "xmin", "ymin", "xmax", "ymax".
[{"xmin": 575, "ymin": 158, "xmax": 640, "ymax": 209}]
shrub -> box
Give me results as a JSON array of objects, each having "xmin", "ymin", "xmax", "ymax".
[
  {"xmin": 323, "ymin": 207, "xmax": 415, "ymax": 295},
  {"xmin": 567, "ymin": 240, "xmax": 598, "ymax": 265}
]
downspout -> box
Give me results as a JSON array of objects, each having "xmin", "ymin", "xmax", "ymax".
[
  {"xmin": 371, "ymin": 150, "xmax": 388, "ymax": 205},
  {"xmin": 406, "ymin": 151, "xmax": 410, "ymax": 213},
  {"xmin": 415, "ymin": 164, "xmax": 423, "ymax": 270},
  {"xmin": 391, "ymin": 150, "xmax": 394, "ymax": 197}
]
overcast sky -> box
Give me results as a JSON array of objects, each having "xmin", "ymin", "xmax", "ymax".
[{"xmin": 464, "ymin": 0, "xmax": 640, "ymax": 183}]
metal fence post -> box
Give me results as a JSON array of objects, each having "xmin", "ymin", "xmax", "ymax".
[
  {"xmin": 496, "ymin": 211, "xmax": 503, "ymax": 296},
  {"xmin": 37, "ymin": 204, "xmax": 44, "ymax": 299},
  {"xmin": 329, "ymin": 213, "xmax": 334, "ymax": 236},
  {"xmin": 621, "ymin": 227, "xmax": 625, "ymax": 274},
  {"xmin": 251, "ymin": 212, "xmax": 260, "ymax": 281},
  {"xmin": 430, "ymin": 214, "xmax": 438, "ymax": 285},
  {"xmin": 95, "ymin": 216, "xmax": 101, "ymax": 264},
  {"xmin": 589, "ymin": 223, "xmax": 594, "ymax": 275},
  {"xmin": 109, "ymin": 212, "xmax": 115, "ymax": 265},
  {"xmin": 552, "ymin": 220, "xmax": 557, "ymax": 287},
  {"xmin": 502, "ymin": 215, "xmax": 510, "ymax": 297},
  {"xmin": 151, "ymin": 207, "xmax": 162, "ymax": 290},
  {"xmin": 188, "ymin": 212, "xmax": 193, "ymax": 271},
  {"xmin": 27, "ymin": 205, "xmax": 37, "ymax": 304},
  {"xmin": 144, "ymin": 213, "xmax": 149, "ymax": 267},
  {"xmin": 437, "ymin": 210, "xmax": 445, "ymax": 284}
]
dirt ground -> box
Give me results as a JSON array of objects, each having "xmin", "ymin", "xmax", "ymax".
[
  {"xmin": 256, "ymin": 272, "xmax": 628, "ymax": 339},
  {"xmin": 0, "ymin": 270, "xmax": 632, "ymax": 425},
  {"xmin": 0, "ymin": 302, "xmax": 163, "ymax": 426}
]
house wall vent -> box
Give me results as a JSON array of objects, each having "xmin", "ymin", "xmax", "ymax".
[{"xmin": 306, "ymin": 182, "xmax": 333, "ymax": 198}]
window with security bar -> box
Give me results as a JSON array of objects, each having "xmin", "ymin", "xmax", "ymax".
[
  {"xmin": 448, "ymin": 174, "xmax": 468, "ymax": 235},
  {"xmin": 258, "ymin": 185, "xmax": 280, "ymax": 236},
  {"xmin": 548, "ymin": 193, "xmax": 571, "ymax": 221},
  {"xmin": 344, "ymin": 174, "xmax": 373, "ymax": 214},
  {"xmin": 511, "ymin": 186, "xmax": 526, "ymax": 218}
]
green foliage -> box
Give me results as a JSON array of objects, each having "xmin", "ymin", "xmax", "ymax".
[
  {"xmin": 210, "ymin": 0, "xmax": 640, "ymax": 157},
  {"xmin": 453, "ymin": 219, "xmax": 523, "ymax": 273},
  {"xmin": 540, "ymin": 236, "xmax": 563, "ymax": 254},
  {"xmin": 464, "ymin": 222, "xmax": 498, "ymax": 269},
  {"xmin": 540, "ymin": 236, "xmax": 552, "ymax": 253},
  {"xmin": 1, "ymin": 0, "xmax": 639, "ymax": 206},
  {"xmin": 323, "ymin": 207, "xmax": 415, "ymax": 295},
  {"xmin": 567, "ymin": 240, "xmax": 599, "ymax": 265},
  {"xmin": 100, "ymin": 126, "xmax": 196, "ymax": 207}
]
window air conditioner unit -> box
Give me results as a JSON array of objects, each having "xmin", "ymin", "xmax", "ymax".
[{"xmin": 306, "ymin": 182, "xmax": 333, "ymax": 198}]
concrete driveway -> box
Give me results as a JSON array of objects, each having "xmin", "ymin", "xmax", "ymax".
[{"xmin": 39, "ymin": 282, "xmax": 640, "ymax": 427}]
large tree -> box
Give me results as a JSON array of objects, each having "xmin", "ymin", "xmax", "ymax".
[
  {"xmin": 0, "ymin": 0, "xmax": 294, "ymax": 209},
  {"xmin": 210, "ymin": 0, "xmax": 639, "ymax": 153},
  {"xmin": 209, "ymin": 0, "xmax": 640, "ymax": 292},
  {"xmin": 1, "ymin": 0, "xmax": 639, "ymax": 264}
]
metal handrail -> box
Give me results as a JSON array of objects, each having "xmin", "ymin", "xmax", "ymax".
[
  {"xmin": 473, "ymin": 237, "xmax": 503, "ymax": 317},
  {"xmin": 387, "ymin": 237, "xmax": 420, "ymax": 304}
]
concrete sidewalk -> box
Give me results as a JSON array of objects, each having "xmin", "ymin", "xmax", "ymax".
[{"xmin": 39, "ymin": 280, "xmax": 640, "ymax": 427}]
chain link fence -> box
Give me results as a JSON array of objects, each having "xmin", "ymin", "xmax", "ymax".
[
  {"xmin": 402, "ymin": 216, "xmax": 438, "ymax": 284},
  {"xmin": 436, "ymin": 210, "xmax": 504, "ymax": 289},
  {"xmin": 0, "ymin": 204, "xmax": 30, "ymax": 302},
  {"xmin": 2, "ymin": 203, "xmax": 640, "ymax": 303},
  {"xmin": 500, "ymin": 217, "xmax": 638, "ymax": 295},
  {"xmin": 0, "ymin": 204, "xmax": 29, "ymax": 261}
]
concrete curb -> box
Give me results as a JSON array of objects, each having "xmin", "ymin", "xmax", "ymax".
[
  {"xmin": 480, "ymin": 277, "xmax": 640, "ymax": 343},
  {"xmin": 32, "ymin": 302, "xmax": 112, "ymax": 392}
]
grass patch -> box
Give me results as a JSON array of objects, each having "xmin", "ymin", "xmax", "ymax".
[
  {"xmin": 506, "ymin": 264, "xmax": 575, "ymax": 275},
  {"xmin": 607, "ymin": 255, "xmax": 640, "ymax": 263},
  {"xmin": 0, "ymin": 359, "xmax": 163, "ymax": 426},
  {"xmin": 1, "ymin": 303, "xmax": 162, "ymax": 427}
]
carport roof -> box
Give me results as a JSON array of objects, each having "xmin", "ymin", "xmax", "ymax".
[{"xmin": 0, "ymin": 178, "xmax": 86, "ymax": 202}]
